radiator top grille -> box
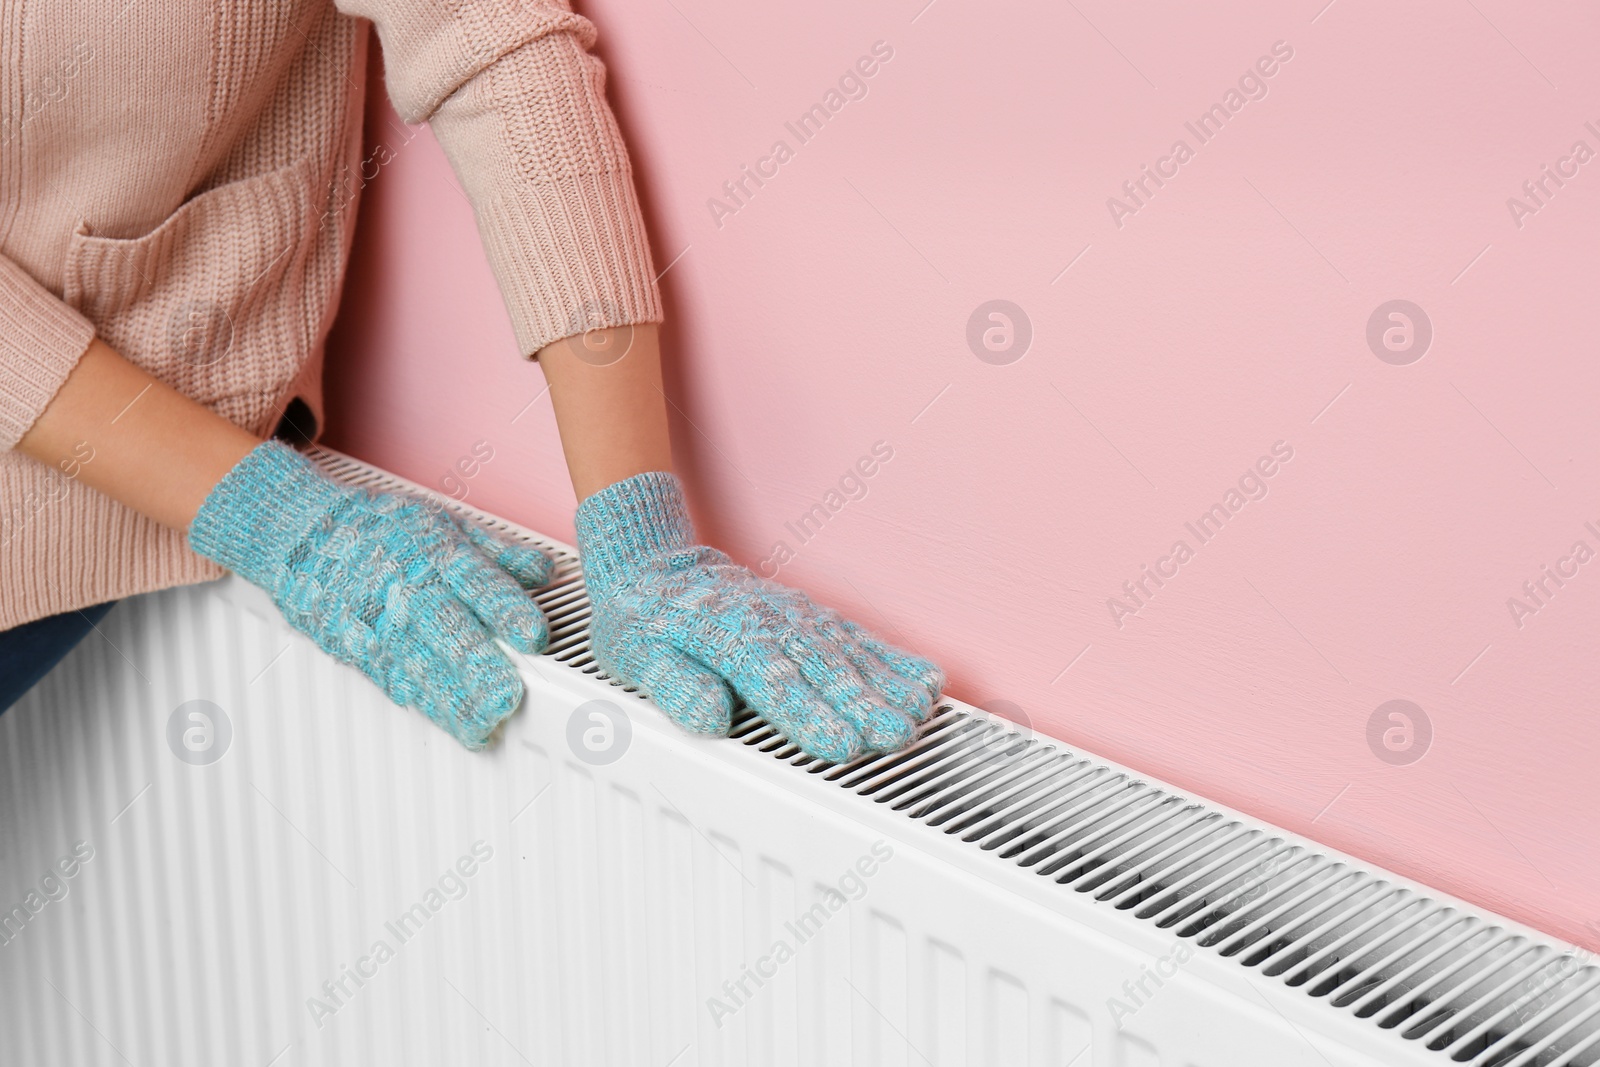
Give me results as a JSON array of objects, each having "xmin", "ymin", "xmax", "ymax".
[{"xmin": 313, "ymin": 449, "xmax": 1600, "ymax": 1067}]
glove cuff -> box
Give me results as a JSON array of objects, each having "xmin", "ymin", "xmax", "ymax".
[
  {"xmin": 574, "ymin": 471, "xmax": 696, "ymax": 595},
  {"xmin": 189, "ymin": 440, "xmax": 347, "ymax": 586}
]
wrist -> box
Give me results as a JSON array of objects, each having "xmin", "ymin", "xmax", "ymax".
[
  {"xmin": 574, "ymin": 470, "xmax": 696, "ymax": 594},
  {"xmin": 188, "ymin": 440, "xmax": 347, "ymax": 583},
  {"xmin": 535, "ymin": 323, "xmax": 675, "ymax": 500}
]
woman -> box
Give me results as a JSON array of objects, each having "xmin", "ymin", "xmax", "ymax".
[{"xmin": 0, "ymin": 0, "xmax": 942, "ymax": 762}]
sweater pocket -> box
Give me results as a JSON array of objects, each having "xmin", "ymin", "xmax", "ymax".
[{"xmin": 61, "ymin": 154, "xmax": 323, "ymax": 435}]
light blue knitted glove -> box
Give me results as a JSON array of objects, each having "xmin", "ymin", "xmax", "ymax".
[
  {"xmin": 189, "ymin": 441, "xmax": 554, "ymax": 749},
  {"xmin": 575, "ymin": 472, "xmax": 944, "ymax": 762}
]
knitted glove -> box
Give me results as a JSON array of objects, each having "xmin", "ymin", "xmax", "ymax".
[
  {"xmin": 189, "ymin": 441, "xmax": 554, "ymax": 749},
  {"xmin": 575, "ymin": 472, "xmax": 944, "ymax": 762}
]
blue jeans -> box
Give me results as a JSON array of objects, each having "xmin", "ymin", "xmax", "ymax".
[{"xmin": 0, "ymin": 602, "xmax": 116, "ymax": 714}]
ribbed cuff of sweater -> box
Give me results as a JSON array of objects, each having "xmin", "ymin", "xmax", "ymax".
[
  {"xmin": 574, "ymin": 472, "xmax": 696, "ymax": 596},
  {"xmin": 0, "ymin": 255, "xmax": 96, "ymax": 451},
  {"xmin": 478, "ymin": 168, "xmax": 664, "ymax": 357},
  {"xmin": 189, "ymin": 441, "xmax": 347, "ymax": 584},
  {"xmin": 424, "ymin": 28, "xmax": 664, "ymax": 358}
]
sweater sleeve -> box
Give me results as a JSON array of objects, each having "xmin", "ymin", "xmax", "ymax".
[
  {"xmin": 0, "ymin": 254, "xmax": 96, "ymax": 451},
  {"xmin": 335, "ymin": 0, "xmax": 663, "ymax": 357}
]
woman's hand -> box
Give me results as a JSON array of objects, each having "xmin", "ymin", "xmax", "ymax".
[
  {"xmin": 190, "ymin": 441, "xmax": 555, "ymax": 748},
  {"xmin": 534, "ymin": 324, "xmax": 944, "ymax": 761},
  {"xmin": 575, "ymin": 471, "xmax": 944, "ymax": 762},
  {"xmin": 22, "ymin": 342, "xmax": 555, "ymax": 747}
]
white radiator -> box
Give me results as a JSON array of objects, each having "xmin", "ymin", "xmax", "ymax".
[{"xmin": 1, "ymin": 450, "xmax": 1594, "ymax": 1067}]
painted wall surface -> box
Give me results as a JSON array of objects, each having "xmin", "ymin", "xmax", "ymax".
[{"xmin": 323, "ymin": 1, "xmax": 1600, "ymax": 949}]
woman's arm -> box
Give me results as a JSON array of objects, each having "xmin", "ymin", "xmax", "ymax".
[
  {"xmin": 17, "ymin": 321, "xmax": 676, "ymax": 526},
  {"xmin": 17, "ymin": 339, "xmax": 257, "ymax": 529},
  {"xmin": 535, "ymin": 324, "xmax": 674, "ymax": 500}
]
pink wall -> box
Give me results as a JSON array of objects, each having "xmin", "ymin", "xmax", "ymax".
[{"xmin": 323, "ymin": 0, "xmax": 1600, "ymax": 949}]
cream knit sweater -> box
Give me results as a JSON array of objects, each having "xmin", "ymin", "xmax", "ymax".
[{"xmin": 0, "ymin": 0, "xmax": 662, "ymax": 629}]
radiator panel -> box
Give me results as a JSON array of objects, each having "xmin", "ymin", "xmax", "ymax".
[
  {"xmin": 0, "ymin": 579, "xmax": 1418, "ymax": 1066},
  {"xmin": 2, "ymin": 444, "xmax": 1589, "ymax": 1067}
]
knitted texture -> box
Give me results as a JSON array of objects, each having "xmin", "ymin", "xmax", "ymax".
[
  {"xmin": 575, "ymin": 472, "xmax": 945, "ymax": 763},
  {"xmin": 0, "ymin": 1, "xmax": 662, "ymax": 628},
  {"xmin": 190, "ymin": 441, "xmax": 555, "ymax": 749}
]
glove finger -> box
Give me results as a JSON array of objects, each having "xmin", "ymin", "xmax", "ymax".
[
  {"xmin": 782, "ymin": 623, "xmax": 917, "ymax": 753},
  {"xmin": 826, "ymin": 614, "xmax": 944, "ymax": 710},
  {"xmin": 798, "ymin": 611, "xmax": 935, "ymax": 723},
  {"xmin": 439, "ymin": 536, "xmax": 549, "ymax": 654},
  {"xmin": 359, "ymin": 589, "xmax": 521, "ymax": 750},
  {"xmin": 410, "ymin": 588, "xmax": 526, "ymax": 749},
  {"xmin": 457, "ymin": 519, "xmax": 556, "ymax": 589},
  {"xmin": 674, "ymin": 624, "xmax": 864, "ymax": 763},
  {"xmin": 600, "ymin": 633, "xmax": 734, "ymax": 735}
]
